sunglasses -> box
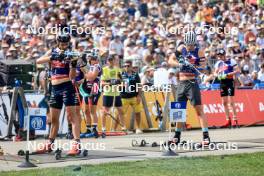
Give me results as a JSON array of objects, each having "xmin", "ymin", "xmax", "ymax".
[{"xmin": 123, "ymin": 65, "xmax": 131, "ymax": 67}]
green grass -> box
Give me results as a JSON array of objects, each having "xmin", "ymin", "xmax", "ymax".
[{"xmin": 1, "ymin": 152, "xmax": 264, "ymax": 176}]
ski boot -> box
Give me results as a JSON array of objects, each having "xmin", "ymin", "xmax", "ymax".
[
  {"xmin": 66, "ymin": 132, "xmax": 74, "ymax": 139},
  {"xmin": 232, "ymin": 119, "xmax": 240, "ymax": 128},
  {"xmin": 101, "ymin": 131, "xmax": 106, "ymax": 138},
  {"xmin": 67, "ymin": 141, "xmax": 81, "ymax": 156},
  {"xmin": 222, "ymin": 119, "xmax": 232, "ymax": 129},
  {"xmin": 92, "ymin": 128, "xmax": 99, "ymax": 138}
]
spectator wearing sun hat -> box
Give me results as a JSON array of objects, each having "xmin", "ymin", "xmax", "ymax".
[
  {"xmin": 141, "ymin": 67, "xmax": 155, "ymax": 86},
  {"xmin": 109, "ymin": 35, "xmax": 123, "ymax": 58}
]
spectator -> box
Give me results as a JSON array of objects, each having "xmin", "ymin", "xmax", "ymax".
[
  {"xmin": 240, "ymin": 54, "xmax": 255, "ymax": 73},
  {"xmin": 0, "ymin": 0, "xmax": 263, "ymax": 91},
  {"xmin": 168, "ymin": 68, "xmax": 177, "ymax": 86},
  {"xmin": 139, "ymin": 0, "xmax": 148, "ymax": 17},
  {"xmin": 109, "ymin": 35, "xmax": 123, "ymax": 58},
  {"xmin": 252, "ymin": 71, "xmax": 261, "ymax": 85},
  {"xmin": 238, "ymin": 66, "xmax": 253, "ymax": 87},
  {"xmin": 202, "ymin": 3, "xmax": 214, "ymax": 26},
  {"xmin": 141, "ymin": 67, "xmax": 154, "ymax": 86},
  {"xmin": 258, "ymin": 63, "xmax": 264, "ymax": 82},
  {"xmin": 201, "ymin": 66, "xmax": 214, "ymax": 88}
]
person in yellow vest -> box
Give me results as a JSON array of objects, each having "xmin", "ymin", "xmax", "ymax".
[{"xmin": 100, "ymin": 54, "xmax": 126, "ymax": 137}]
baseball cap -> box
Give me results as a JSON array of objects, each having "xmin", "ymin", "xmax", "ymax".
[{"xmin": 216, "ymin": 48, "xmax": 226, "ymax": 55}]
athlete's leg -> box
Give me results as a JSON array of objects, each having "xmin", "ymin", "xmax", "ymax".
[
  {"xmin": 63, "ymin": 82, "xmax": 82, "ymax": 155},
  {"xmin": 132, "ymin": 97, "xmax": 143, "ymax": 133},
  {"xmin": 46, "ymin": 108, "xmax": 51, "ymax": 137},
  {"xmin": 102, "ymin": 96, "xmax": 113, "ymax": 132},
  {"xmin": 66, "ymin": 105, "xmax": 81, "ymax": 140},
  {"xmin": 194, "ymin": 105, "xmax": 208, "ymax": 129},
  {"xmin": 228, "ymin": 96, "xmax": 237, "ymax": 119},
  {"xmin": 220, "ymin": 80, "xmax": 233, "ymax": 128},
  {"xmin": 173, "ymin": 81, "xmax": 188, "ymax": 143},
  {"xmin": 90, "ymin": 105, "xmax": 98, "ymax": 125},
  {"xmin": 115, "ymin": 96, "xmax": 126, "ymax": 130},
  {"xmin": 116, "ymin": 107, "xmax": 126, "ymax": 130},
  {"xmin": 49, "ymin": 108, "xmax": 61, "ymax": 140},
  {"xmin": 228, "ymin": 96, "xmax": 239, "ymax": 127},
  {"xmin": 222, "ymin": 96, "xmax": 230, "ymax": 120},
  {"xmin": 90, "ymin": 93, "xmax": 100, "ymax": 132},
  {"xmin": 84, "ymin": 99, "xmax": 92, "ymax": 133},
  {"xmin": 102, "ymin": 106, "xmax": 110, "ymax": 132},
  {"xmin": 188, "ymin": 81, "xmax": 210, "ymax": 144},
  {"xmin": 135, "ymin": 112, "xmax": 141, "ymax": 130}
]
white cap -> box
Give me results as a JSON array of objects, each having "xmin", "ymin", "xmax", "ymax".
[
  {"xmin": 168, "ymin": 68, "xmax": 176, "ymax": 74},
  {"xmin": 136, "ymin": 40, "xmax": 142, "ymax": 45},
  {"xmin": 243, "ymin": 65, "xmax": 249, "ymax": 71}
]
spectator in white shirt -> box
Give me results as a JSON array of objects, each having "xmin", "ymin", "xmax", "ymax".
[
  {"xmin": 168, "ymin": 68, "xmax": 177, "ymax": 86},
  {"xmin": 124, "ymin": 41, "xmax": 135, "ymax": 60},
  {"xmin": 133, "ymin": 40, "xmax": 144, "ymax": 60},
  {"xmin": 109, "ymin": 35, "xmax": 123, "ymax": 57}
]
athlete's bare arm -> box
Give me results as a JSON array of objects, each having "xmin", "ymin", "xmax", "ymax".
[
  {"xmin": 168, "ymin": 44, "xmax": 186, "ymax": 67},
  {"xmin": 36, "ymin": 50, "xmax": 51, "ymax": 64},
  {"xmin": 168, "ymin": 53, "xmax": 179, "ymax": 67},
  {"xmin": 228, "ymin": 65, "xmax": 239, "ymax": 77}
]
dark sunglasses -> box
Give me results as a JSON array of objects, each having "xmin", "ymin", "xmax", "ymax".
[{"xmin": 123, "ymin": 65, "xmax": 131, "ymax": 67}]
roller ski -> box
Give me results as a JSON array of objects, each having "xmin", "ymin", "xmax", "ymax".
[
  {"xmin": 80, "ymin": 128, "xmax": 99, "ymax": 138},
  {"xmin": 101, "ymin": 131, "xmax": 106, "ymax": 138},
  {"xmin": 80, "ymin": 129, "xmax": 93, "ymax": 138},
  {"xmin": 131, "ymin": 139, "xmax": 160, "ymax": 147},
  {"xmin": 189, "ymin": 137, "xmax": 211, "ymax": 150},
  {"xmin": 92, "ymin": 128, "xmax": 99, "ymax": 138},
  {"xmin": 162, "ymin": 131, "xmax": 186, "ymax": 151},
  {"xmin": 18, "ymin": 141, "xmax": 55, "ymax": 156},
  {"xmin": 54, "ymin": 141, "xmax": 88, "ymax": 160},
  {"xmin": 54, "ymin": 149, "xmax": 88, "ymax": 160},
  {"xmin": 162, "ymin": 140, "xmax": 187, "ymax": 151}
]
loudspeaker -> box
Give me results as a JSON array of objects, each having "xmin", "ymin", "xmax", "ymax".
[
  {"xmin": 0, "ymin": 60, "xmax": 34, "ymax": 74},
  {"xmin": 0, "ymin": 72, "xmax": 32, "ymax": 90}
]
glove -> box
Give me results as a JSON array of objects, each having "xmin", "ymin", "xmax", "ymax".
[
  {"xmin": 218, "ymin": 73, "xmax": 227, "ymax": 80},
  {"xmin": 110, "ymin": 79, "xmax": 121, "ymax": 85},
  {"xmin": 77, "ymin": 58, "xmax": 87, "ymax": 68},
  {"xmin": 51, "ymin": 51, "xmax": 64, "ymax": 61},
  {"xmin": 187, "ymin": 55, "xmax": 200, "ymax": 66},
  {"xmin": 179, "ymin": 57, "xmax": 185, "ymax": 64},
  {"xmin": 178, "ymin": 57, "xmax": 186, "ymax": 68}
]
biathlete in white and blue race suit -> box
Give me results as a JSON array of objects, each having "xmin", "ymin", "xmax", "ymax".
[{"xmin": 168, "ymin": 31, "xmax": 211, "ymax": 145}]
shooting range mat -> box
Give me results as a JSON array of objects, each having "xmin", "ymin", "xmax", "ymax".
[{"xmin": 0, "ymin": 150, "xmax": 144, "ymax": 164}]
